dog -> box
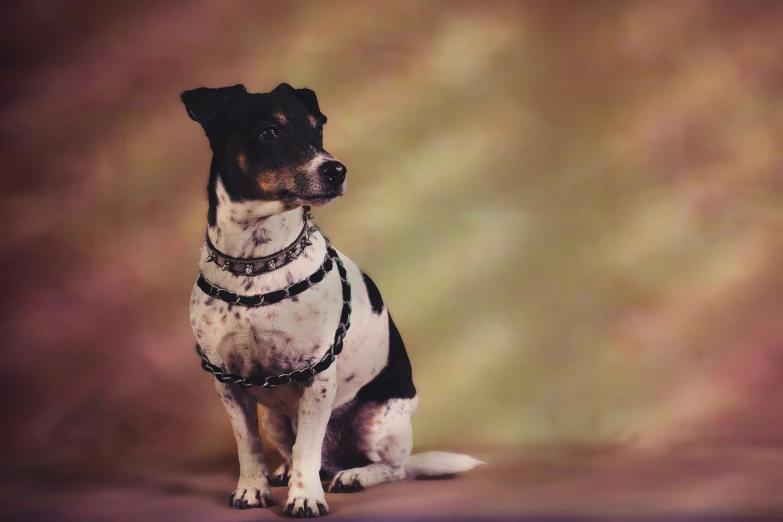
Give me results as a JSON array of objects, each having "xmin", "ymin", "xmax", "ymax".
[{"xmin": 182, "ymin": 83, "xmax": 482, "ymax": 518}]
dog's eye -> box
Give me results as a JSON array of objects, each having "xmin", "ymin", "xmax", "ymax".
[{"xmin": 259, "ymin": 126, "xmax": 278, "ymax": 141}]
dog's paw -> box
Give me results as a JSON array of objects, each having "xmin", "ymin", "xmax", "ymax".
[
  {"xmin": 271, "ymin": 462, "xmax": 293, "ymax": 487},
  {"xmin": 229, "ymin": 485, "xmax": 274, "ymax": 509},
  {"xmin": 327, "ymin": 470, "xmax": 365, "ymax": 493},
  {"xmin": 284, "ymin": 497, "xmax": 329, "ymax": 518}
]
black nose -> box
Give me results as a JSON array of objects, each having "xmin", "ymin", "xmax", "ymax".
[{"xmin": 319, "ymin": 160, "xmax": 347, "ymax": 186}]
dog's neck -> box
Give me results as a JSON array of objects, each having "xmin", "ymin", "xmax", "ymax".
[{"xmin": 207, "ymin": 180, "xmax": 305, "ymax": 259}]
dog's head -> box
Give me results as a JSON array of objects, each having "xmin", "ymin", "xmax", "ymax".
[{"xmin": 181, "ymin": 83, "xmax": 346, "ymax": 216}]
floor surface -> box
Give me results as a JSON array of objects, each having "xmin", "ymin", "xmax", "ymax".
[{"xmin": 2, "ymin": 446, "xmax": 782, "ymax": 521}]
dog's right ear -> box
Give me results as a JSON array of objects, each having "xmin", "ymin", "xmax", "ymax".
[
  {"xmin": 180, "ymin": 84, "xmax": 246, "ymax": 135},
  {"xmin": 273, "ymin": 83, "xmax": 327, "ymax": 124}
]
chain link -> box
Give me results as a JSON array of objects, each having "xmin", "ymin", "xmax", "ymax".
[
  {"xmin": 197, "ymin": 252, "xmax": 333, "ymax": 307},
  {"xmin": 195, "ymin": 245, "xmax": 351, "ymax": 388}
]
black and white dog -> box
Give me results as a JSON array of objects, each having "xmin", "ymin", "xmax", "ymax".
[{"xmin": 182, "ymin": 83, "xmax": 482, "ymax": 518}]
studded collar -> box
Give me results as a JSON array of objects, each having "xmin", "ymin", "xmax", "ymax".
[{"xmin": 204, "ymin": 207, "xmax": 316, "ymax": 276}]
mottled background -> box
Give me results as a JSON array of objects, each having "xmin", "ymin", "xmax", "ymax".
[{"xmin": 2, "ymin": 0, "xmax": 783, "ymax": 518}]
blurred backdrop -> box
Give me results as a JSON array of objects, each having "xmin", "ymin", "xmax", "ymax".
[{"xmin": 2, "ymin": 0, "xmax": 783, "ymax": 472}]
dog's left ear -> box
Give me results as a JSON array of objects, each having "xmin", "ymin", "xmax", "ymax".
[
  {"xmin": 274, "ymin": 83, "xmax": 327, "ymax": 124},
  {"xmin": 180, "ymin": 84, "xmax": 247, "ymax": 136}
]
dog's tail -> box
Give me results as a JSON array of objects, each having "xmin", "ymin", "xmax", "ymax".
[{"xmin": 404, "ymin": 451, "xmax": 484, "ymax": 479}]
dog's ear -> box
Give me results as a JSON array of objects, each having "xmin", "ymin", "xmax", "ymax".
[
  {"xmin": 180, "ymin": 84, "xmax": 247, "ymax": 135},
  {"xmin": 274, "ymin": 83, "xmax": 327, "ymax": 124}
]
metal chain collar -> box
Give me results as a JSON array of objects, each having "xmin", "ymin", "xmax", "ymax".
[{"xmin": 195, "ymin": 244, "xmax": 352, "ymax": 388}]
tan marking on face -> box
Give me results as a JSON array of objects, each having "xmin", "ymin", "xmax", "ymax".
[
  {"xmin": 308, "ymin": 115, "xmax": 317, "ymax": 127},
  {"xmin": 274, "ymin": 112, "xmax": 287, "ymax": 125},
  {"xmin": 255, "ymin": 166, "xmax": 304, "ymax": 204},
  {"xmin": 256, "ymin": 167, "xmax": 290, "ymax": 194},
  {"xmin": 236, "ymin": 151, "xmax": 248, "ymax": 172}
]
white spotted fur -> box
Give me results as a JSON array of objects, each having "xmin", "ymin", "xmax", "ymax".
[{"xmin": 190, "ymin": 179, "xmax": 482, "ymax": 517}]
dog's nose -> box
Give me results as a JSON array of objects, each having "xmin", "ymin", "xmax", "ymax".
[{"xmin": 319, "ymin": 160, "xmax": 347, "ymax": 186}]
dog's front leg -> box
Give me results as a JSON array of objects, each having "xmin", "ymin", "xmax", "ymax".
[
  {"xmin": 285, "ymin": 366, "xmax": 336, "ymax": 518},
  {"xmin": 215, "ymin": 381, "xmax": 274, "ymax": 509}
]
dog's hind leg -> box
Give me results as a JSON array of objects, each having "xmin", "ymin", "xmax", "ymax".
[
  {"xmin": 215, "ymin": 381, "xmax": 274, "ymax": 509},
  {"xmin": 327, "ymin": 397, "xmax": 417, "ymax": 492},
  {"xmin": 262, "ymin": 408, "xmax": 295, "ymax": 487}
]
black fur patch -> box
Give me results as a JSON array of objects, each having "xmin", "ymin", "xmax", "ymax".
[
  {"xmin": 320, "ymin": 402, "xmax": 372, "ymax": 475},
  {"xmin": 360, "ymin": 272, "xmax": 384, "ymax": 315},
  {"xmin": 355, "ymin": 313, "xmax": 416, "ymax": 402},
  {"xmin": 226, "ymin": 352, "xmax": 245, "ymax": 374}
]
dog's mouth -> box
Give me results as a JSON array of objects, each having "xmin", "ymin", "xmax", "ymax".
[{"xmin": 301, "ymin": 188, "xmax": 345, "ymax": 206}]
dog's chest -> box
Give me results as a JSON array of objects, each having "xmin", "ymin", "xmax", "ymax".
[{"xmin": 190, "ymin": 258, "xmax": 343, "ymax": 409}]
